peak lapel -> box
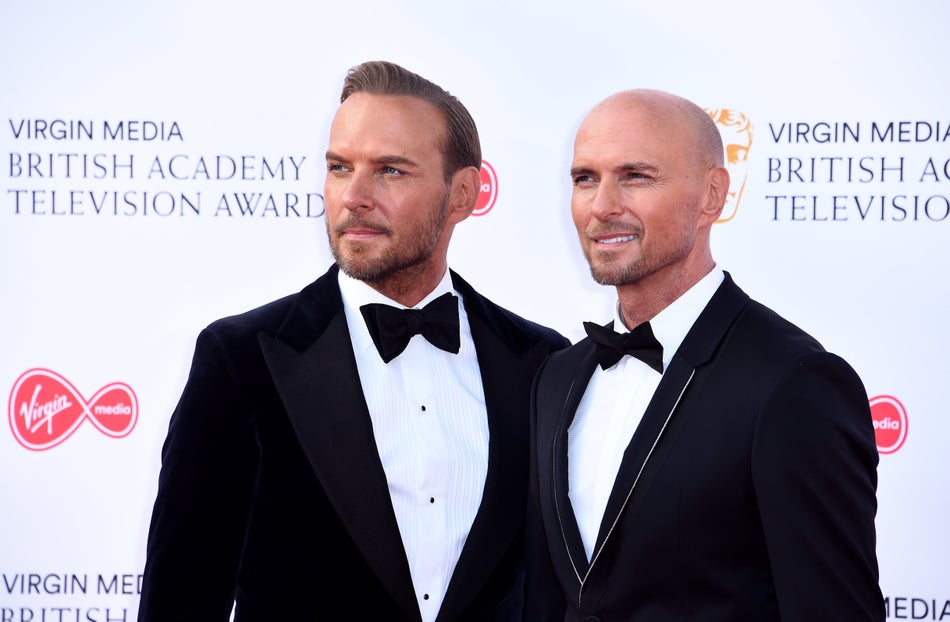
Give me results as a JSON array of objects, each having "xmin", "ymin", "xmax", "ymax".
[
  {"xmin": 530, "ymin": 339, "xmax": 601, "ymax": 592},
  {"xmin": 436, "ymin": 279, "xmax": 559, "ymax": 620},
  {"xmin": 588, "ymin": 354, "xmax": 696, "ymax": 566},
  {"xmin": 436, "ymin": 313, "xmax": 518, "ymax": 620},
  {"xmin": 258, "ymin": 270, "xmax": 420, "ymax": 621},
  {"xmin": 552, "ymin": 343, "xmax": 599, "ymax": 583}
]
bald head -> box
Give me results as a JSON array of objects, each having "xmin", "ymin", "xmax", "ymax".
[
  {"xmin": 569, "ymin": 87, "xmax": 730, "ymax": 306},
  {"xmin": 581, "ymin": 89, "xmax": 725, "ymax": 170}
]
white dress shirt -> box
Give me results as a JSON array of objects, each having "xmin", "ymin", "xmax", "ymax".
[
  {"xmin": 339, "ymin": 269, "xmax": 489, "ymax": 622},
  {"xmin": 568, "ymin": 267, "xmax": 724, "ymax": 560}
]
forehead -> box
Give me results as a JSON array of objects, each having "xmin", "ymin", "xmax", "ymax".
[
  {"xmin": 573, "ymin": 99, "xmax": 691, "ymax": 168},
  {"xmin": 328, "ymin": 93, "xmax": 446, "ymax": 157}
]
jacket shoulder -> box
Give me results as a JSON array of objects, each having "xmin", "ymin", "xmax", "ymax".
[
  {"xmin": 205, "ymin": 292, "xmax": 297, "ymax": 343},
  {"xmin": 202, "ymin": 266, "xmax": 341, "ymax": 350},
  {"xmin": 482, "ymin": 301, "xmax": 570, "ymax": 351},
  {"xmin": 451, "ymin": 271, "xmax": 569, "ymax": 354},
  {"xmin": 734, "ymin": 298, "xmax": 827, "ymax": 359}
]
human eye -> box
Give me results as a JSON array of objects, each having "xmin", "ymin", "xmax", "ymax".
[
  {"xmin": 621, "ymin": 165, "xmax": 657, "ymax": 184},
  {"xmin": 571, "ymin": 171, "xmax": 596, "ymax": 186},
  {"xmin": 381, "ymin": 165, "xmax": 406, "ymax": 176},
  {"xmin": 326, "ymin": 162, "xmax": 349, "ymax": 174}
]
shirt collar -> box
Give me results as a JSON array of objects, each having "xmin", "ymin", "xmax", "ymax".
[{"xmin": 611, "ymin": 267, "xmax": 724, "ymax": 370}]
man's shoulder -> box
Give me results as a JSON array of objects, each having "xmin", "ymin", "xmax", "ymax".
[
  {"xmin": 479, "ymin": 298, "xmax": 568, "ymax": 346},
  {"xmin": 205, "ymin": 291, "xmax": 299, "ymax": 341},
  {"xmin": 694, "ymin": 272, "xmax": 827, "ymax": 359},
  {"xmin": 736, "ymin": 296, "xmax": 826, "ymax": 356},
  {"xmin": 451, "ymin": 271, "xmax": 569, "ymax": 353},
  {"xmin": 202, "ymin": 267, "xmax": 340, "ymax": 348}
]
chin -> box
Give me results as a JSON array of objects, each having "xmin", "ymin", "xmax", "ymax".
[{"xmin": 589, "ymin": 262, "xmax": 645, "ymax": 287}]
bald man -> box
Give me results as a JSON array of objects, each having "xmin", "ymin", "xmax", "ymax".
[{"xmin": 525, "ymin": 90, "xmax": 883, "ymax": 621}]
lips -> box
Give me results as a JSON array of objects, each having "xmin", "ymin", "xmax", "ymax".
[
  {"xmin": 589, "ymin": 228, "xmax": 640, "ymax": 246},
  {"xmin": 335, "ymin": 218, "xmax": 391, "ymax": 238},
  {"xmin": 595, "ymin": 234, "xmax": 638, "ymax": 245},
  {"xmin": 341, "ymin": 228, "xmax": 385, "ymax": 239}
]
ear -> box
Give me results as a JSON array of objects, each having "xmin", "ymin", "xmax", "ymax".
[
  {"xmin": 446, "ymin": 165, "xmax": 481, "ymax": 224},
  {"xmin": 698, "ymin": 165, "xmax": 729, "ymax": 225}
]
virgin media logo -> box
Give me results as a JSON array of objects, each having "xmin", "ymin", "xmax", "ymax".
[
  {"xmin": 8, "ymin": 368, "xmax": 138, "ymax": 451},
  {"xmin": 869, "ymin": 394, "xmax": 908, "ymax": 455},
  {"xmin": 473, "ymin": 160, "xmax": 498, "ymax": 217}
]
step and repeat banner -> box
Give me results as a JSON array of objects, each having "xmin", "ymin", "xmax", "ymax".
[{"xmin": 2, "ymin": 0, "xmax": 947, "ymax": 619}]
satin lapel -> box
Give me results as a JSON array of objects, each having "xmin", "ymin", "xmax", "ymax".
[
  {"xmin": 258, "ymin": 270, "xmax": 420, "ymax": 621},
  {"xmin": 584, "ymin": 353, "xmax": 696, "ymax": 589},
  {"xmin": 437, "ymin": 276, "xmax": 561, "ymax": 621},
  {"xmin": 434, "ymin": 311, "xmax": 515, "ymax": 620},
  {"xmin": 584, "ymin": 273, "xmax": 750, "ymax": 586},
  {"xmin": 552, "ymin": 342, "xmax": 599, "ymax": 584}
]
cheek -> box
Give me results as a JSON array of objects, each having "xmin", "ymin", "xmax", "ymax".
[
  {"xmin": 322, "ymin": 194, "xmax": 342, "ymax": 221},
  {"xmin": 322, "ymin": 179, "xmax": 341, "ymax": 205},
  {"xmin": 570, "ymin": 198, "xmax": 588, "ymax": 232}
]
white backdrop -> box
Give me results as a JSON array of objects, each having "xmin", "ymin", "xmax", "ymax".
[{"xmin": 2, "ymin": 1, "xmax": 947, "ymax": 619}]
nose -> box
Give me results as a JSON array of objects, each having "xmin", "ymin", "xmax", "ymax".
[
  {"xmin": 589, "ymin": 181, "xmax": 623, "ymax": 221},
  {"xmin": 340, "ymin": 169, "xmax": 374, "ymax": 211}
]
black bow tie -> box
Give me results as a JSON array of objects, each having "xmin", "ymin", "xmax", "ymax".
[
  {"xmin": 360, "ymin": 292, "xmax": 461, "ymax": 363},
  {"xmin": 583, "ymin": 320, "xmax": 664, "ymax": 373}
]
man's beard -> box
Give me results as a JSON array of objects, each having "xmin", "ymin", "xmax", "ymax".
[
  {"xmin": 582, "ymin": 230, "xmax": 692, "ymax": 287},
  {"xmin": 586, "ymin": 255, "xmax": 650, "ymax": 286},
  {"xmin": 327, "ymin": 193, "xmax": 450, "ymax": 284}
]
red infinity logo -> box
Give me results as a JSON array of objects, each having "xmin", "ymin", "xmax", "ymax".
[{"xmin": 8, "ymin": 368, "xmax": 138, "ymax": 451}]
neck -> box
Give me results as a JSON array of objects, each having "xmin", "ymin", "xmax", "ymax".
[
  {"xmin": 365, "ymin": 260, "xmax": 448, "ymax": 307},
  {"xmin": 615, "ymin": 260, "xmax": 715, "ymax": 329}
]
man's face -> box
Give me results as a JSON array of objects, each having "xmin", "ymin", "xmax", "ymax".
[
  {"xmin": 324, "ymin": 93, "xmax": 453, "ymax": 285},
  {"xmin": 570, "ymin": 97, "xmax": 710, "ymax": 288}
]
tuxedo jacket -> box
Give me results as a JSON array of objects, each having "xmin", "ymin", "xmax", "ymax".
[
  {"xmin": 138, "ymin": 264, "xmax": 568, "ymax": 621},
  {"xmin": 525, "ymin": 273, "xmax": 883, "ymax": 621}
]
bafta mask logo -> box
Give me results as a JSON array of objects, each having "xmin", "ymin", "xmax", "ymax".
[{"xmin": 706, "ymin": 109, "xmax": 753, "ymax": 224}]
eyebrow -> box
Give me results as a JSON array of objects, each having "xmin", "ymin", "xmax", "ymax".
[
  {"xmin": 325, "ymin": 150, "xmax": 418, "ymax": 169},
  {"xmin": 376, "ymin": 155, "xmax": 418, "ymax": 168},
  {"xmin": 616, "ymin": 162, "xmax": 659, "ymax": 174},
  {"xmin": 570, "ymin": 161, "xmax": 660, "ymax": 177}
]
